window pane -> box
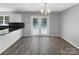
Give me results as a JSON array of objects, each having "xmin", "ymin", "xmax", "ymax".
[
  {"xmin": 42, "ymin": 18, "xmax": 47, "ymax": 28},
  {"xmin": 0, "ymin": 21, "xmax": 3, "ymax": 24},
  {"xmin": 0, "ymin": 16, "xmax": 3, "ymax": 20},
  {"xmin": 42, "ymin": 18, "xmax": 48, "ymax": 34},
  {"xmin": 32, "ymin": 18, "xmax": 39, "ymax": 35},
  {"xmin": 33, "ymin": 18, "xmax": 38, "ymax": 27},
  {"xmin": 5, "ymin": 16, "xmax": 9, "ymax": 20},
  {"xmin": 5, "ymin": 21, "xmax": 9, "ymax": 24}
]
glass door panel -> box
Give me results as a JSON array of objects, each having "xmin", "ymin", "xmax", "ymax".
[
  {"xmin": 32, "ymin": 18, "xmax": 39, "ymax": 35},
  {"xmin": 41, "ymin": 18, "xmax": 48, "ymax": 35}
]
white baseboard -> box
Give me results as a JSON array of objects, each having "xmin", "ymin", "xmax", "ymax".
[
  {"xmin": 22, "ymin": 35, "xmax": 60, "ymax": 37},
  {"xmin": 22, "ymin": 35, "xmax": 32, "ymax": 37},
  {"xmin": 49, "ymin": 35, "xmax": 60, "ymax": 37},
  {"xmin": 60, "ymin": 35, "xmax": 79, "ymax": 49}
]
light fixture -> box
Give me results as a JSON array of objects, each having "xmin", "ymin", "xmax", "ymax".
[{"xmin": 41, "ymin": 3, "xmax": 51, "ymax": 15}]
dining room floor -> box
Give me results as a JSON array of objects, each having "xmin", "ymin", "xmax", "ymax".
[{"xmin": 1, "ymin": 36, "xmax": 79, "ymax": 55}]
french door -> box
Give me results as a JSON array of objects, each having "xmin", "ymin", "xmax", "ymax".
[{"xmin": 31, "ymin": 16, "xmax": 49, "ymax": 36}]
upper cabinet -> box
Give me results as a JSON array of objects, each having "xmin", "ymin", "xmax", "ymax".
[
  {"xmin": 0, "ymin": 14, "xmax": 22, "ymax": 25},
  {"xmin": 9, "ymin": 14, "xmax": 22, "ymax": 22}
]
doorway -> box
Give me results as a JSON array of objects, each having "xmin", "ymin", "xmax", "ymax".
[{"xmin": 31, "ymin": 16, "xmax": 49, "ymax": 36}]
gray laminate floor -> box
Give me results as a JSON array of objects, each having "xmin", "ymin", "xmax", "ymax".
[{"xmin": 1, "ymin": 37, "xmax": 79, "ymax": 55}]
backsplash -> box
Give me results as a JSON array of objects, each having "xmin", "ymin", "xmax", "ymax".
[
  {"xmin": 0, "ymin": 22, "xmax": 24, "ymax": 35},
  {"xmin": 9, "ymin": 23, "xmax": 25, "ymax": 32}
]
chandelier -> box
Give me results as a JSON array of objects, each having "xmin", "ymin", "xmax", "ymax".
[{"xmin": 41, "ymin": 3, "xmax": 51, "ymax": 15}]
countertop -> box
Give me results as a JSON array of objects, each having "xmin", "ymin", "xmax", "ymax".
[{"xmin": 0, "ymin": 23, "xmax": 24, "ymax": 36}]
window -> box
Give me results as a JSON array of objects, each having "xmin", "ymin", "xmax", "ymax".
[
  {"xmin": 0, "ymin": 16, "xmax": 4, "ymax": 25},
  {"xmin": 0, "ymin": 16, "xmax": 9, "ymax": 26},
  {"xmin": 5, "ymin": 16, "xmax": 9, "ymax": 25}
]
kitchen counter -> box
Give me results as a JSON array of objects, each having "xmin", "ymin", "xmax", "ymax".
[
  {"xmin": 0, "ymin": 26, "xmax": 9, "ymax": 30},
  {"xmin": 0, "ymin": 29, "xmax": 22, "ymax": 54},
  {"xmin": 0, "ymin": 28, "xmax": 9, "ymax": 36},
  {"xmin": 0, "ymin": 23, "xmax": 24, "ymax": 36}
]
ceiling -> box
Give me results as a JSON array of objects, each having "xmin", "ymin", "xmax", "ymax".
[{"xmin": 0, "ymin": 3, "xmax": 77, "ymax": 12}]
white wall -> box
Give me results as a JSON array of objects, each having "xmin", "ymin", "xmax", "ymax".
[
  {"xmin": 61, "ymin": 4, "xmax": 79, "ymax": 48},
  {"xmin": 50, "ymin": 12, "xmax": 61, "ymax": 36},
  {"xmin": 21, "ymin": 12, "xmax": 60, "ymax": 36}
]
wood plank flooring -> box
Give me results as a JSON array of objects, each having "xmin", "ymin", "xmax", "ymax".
[{"xmin": 1, "ymin": 37, "xmax": 79, "ymax": 55}]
